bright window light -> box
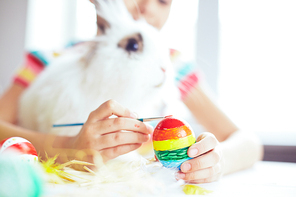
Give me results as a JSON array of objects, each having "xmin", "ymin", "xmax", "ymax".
[
  {"xmin": 75, "ymin": 0, "xmax": 97, "ymax": 41},
  {"xmin": 26, "ymin": 0, "xmax": 77, "ymax": 50},
  {"xmin": 161, "ymin": 0, "xmax": 199, "ymax": 61},
  {"xmin": 218, "ymin": 0, "xmax": 296, "ymax": 145}
]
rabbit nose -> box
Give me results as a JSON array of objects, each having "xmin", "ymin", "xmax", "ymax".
[{"xmin": 161, "ymin": 67, "xmax": 166, "ymax": 73}]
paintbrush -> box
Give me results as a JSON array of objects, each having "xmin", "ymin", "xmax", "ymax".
[{"xmin": 52, "ymin": 116, "xmax": 165, "ymax": 128}]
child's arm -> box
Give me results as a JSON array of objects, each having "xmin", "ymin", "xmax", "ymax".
[
  {"xmin": 0, "ymin": 86, "xmax": 152, "ymax": 165},
  {"xmin": 176, "ymin": 84, "xmax": 263, "ymax": 183},
  {"xmin": 0, "ymin": 84, "xmax": 24, "ymax": 123}
]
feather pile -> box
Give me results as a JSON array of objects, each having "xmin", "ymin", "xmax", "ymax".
[{"xmin": 40, "ymin": 154, "xmax": 213, "ymax": 196}]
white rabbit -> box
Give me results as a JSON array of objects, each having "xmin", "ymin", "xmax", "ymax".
[{"xmin": 18, "ymin": 0, "xmax": 187, "ymax": 136}]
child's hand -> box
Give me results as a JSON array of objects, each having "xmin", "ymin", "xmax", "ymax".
[
  {"xmin": 176, "ymin": 132, "xmax": 224, "ymax": 183},
  {"xmin": 68, "ymin": 99, "xmax": 153, "ymax": 163}
]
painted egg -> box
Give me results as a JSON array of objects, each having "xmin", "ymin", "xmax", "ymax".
[
  {"xmin": 0, "ymin": 137, "xmax": 38, "ymax": 163},
  {"xmin": 153, "ymin": 116, "xmax": 196, "ymax": 169}
]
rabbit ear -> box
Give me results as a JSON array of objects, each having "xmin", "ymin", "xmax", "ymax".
[
  {"xmin": 96, "ymin": 15, "xmax": 110, "ymax": 34},
  {"xmin": 93, "ymin": 0, "xmax": 134, "ymax": 34},
  {"xmin": 93, "ymin": 0, "xmax": 110, "ymax": 34}
]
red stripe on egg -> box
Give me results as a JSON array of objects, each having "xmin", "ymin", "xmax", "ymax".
[
  {"xmin": 2, "ymin": 142, "xmax": 38, "ymax": 156},
  {"xmin": 155, "ymin": 117, "xmax": 185, "ymax": 130},
  {"xmin": 153, "ymin": 125, "xmax": 193, "ymax": 141},
  {"xmin": 153, "ymin": 117, "xmax": 193, "ymax": 141},
  {"xmin": 0, "ymin": 140, "xmax": 5, "ymax": 147}
]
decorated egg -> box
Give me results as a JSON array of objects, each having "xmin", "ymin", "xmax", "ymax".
[
  {"xmin": 0, "ymin": 137, "xmax": 38, "ymax": 163},
  {"xmin": 153, "ymin": 116, "xmax": 195, "ymax": 169}
]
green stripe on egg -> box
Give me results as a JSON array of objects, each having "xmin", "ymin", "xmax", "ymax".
[{"xmin": 154, "ymin": 146, "xmax": 190, "ymax": 161}]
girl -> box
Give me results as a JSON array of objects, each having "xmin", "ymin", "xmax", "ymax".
[{"xmin": 0, "ymin": 0, "xmax": 263, "ymax": 184}]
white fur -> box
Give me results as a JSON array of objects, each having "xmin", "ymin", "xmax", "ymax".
[{"xmin": 18, "ymin": 0, "xmax": 186, "ymax": 136}]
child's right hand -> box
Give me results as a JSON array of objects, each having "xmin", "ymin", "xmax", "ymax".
[{"xmin": 68, "ymin": 99, "xmax": 153, "ymax": 163}]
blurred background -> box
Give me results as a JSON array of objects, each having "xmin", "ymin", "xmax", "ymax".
[{"xmin": 0, "ymin": 0, "xmax": 295, "ymax": 161}]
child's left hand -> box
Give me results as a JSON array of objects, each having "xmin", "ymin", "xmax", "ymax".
[{"xmin": 176, "ymin": 132, "xmax": 224, "ymax": 183}]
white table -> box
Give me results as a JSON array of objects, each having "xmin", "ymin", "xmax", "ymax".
[
  {"xmin": 205, "ymin": 161, "xmax": 296, "ymax": 197},
  {"xmin": 43, "ymin": 161, "xmax": 296, "ymax": 197}
]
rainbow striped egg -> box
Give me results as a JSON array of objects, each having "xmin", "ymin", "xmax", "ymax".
[
  {"xmin": 153, "ymin": 116, "xmax": 195, "ymax": 169},
  {"xmin": 0, "ymin": 137, "xmax": 38, "ymax": 163}
]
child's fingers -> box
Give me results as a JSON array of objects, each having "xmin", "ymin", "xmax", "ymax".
[
  {"xmin": 94, "ymin": 118, "xmax": 153, "ymax": 135},
  {"xmin": 187, "ymin": 132, "xmax": 219, "ymax": 158},
  {"xmin": 97, "ymin": 132, "xmax": 149, "ymax": 150},
  {"xmin": 87, "ymin": 99, "xmax": 137, "ymax": 123},
  {"xmin": 177, "ymin": 163, "xmax": 222, "ymax": 181},
  {"xmin": 99, "ymin": 143, "xmax": 142, "ymax": 162},
  {"xmin": 181, "ymin": 148, "xmax": 221, "ymax": 173}
]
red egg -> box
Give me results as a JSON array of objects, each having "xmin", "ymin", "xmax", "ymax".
[{"xmin": 0, "ymin": 137, "xmax": 38, "ymax": 163}]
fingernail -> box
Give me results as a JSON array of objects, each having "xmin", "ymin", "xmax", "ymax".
[
  {"xmin": 188, "ymin": 148, "xmax": 198, "ymax": 157},
  {"xmin": 175, "ymin": 173, "xmax": 185, "ymax": 180},
  {"xmin": 130, "ymin": 112, "xmax": 138, "ymax": 119},
  {"xmin": 182, "ymin": 163, "xmax": 191, "ymax": 172}
]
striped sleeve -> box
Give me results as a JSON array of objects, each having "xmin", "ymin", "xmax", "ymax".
[
  {"xmin": 13, "ymin": 51, "xmax": 57, "ymax": 88},
  {"xmin": 170, "ymin": 49, "xmax": 200, "ymax": 101},
  {"xmin": 13, "ymin": 42, "xmax": 83, "ymax": 88}
]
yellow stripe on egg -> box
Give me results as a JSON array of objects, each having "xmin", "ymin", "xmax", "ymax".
[{"xmin": 153, "ymin": 135, "xmax": 196, "ymax": 151}]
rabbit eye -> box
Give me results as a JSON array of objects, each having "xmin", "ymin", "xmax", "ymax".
[
  {"xmin": 118, "ymin": 33, "xmax": 143, "ymax": 54},
  {"xmin": 126, "ymin": 38, "xmax": 139, "ymax": 52}
]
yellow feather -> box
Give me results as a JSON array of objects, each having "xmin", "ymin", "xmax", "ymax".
[
  {"xmin": 182, "ymin": 184, "xmax": 213, "ymax": 195},
  {"xmin": 39, "ymin": 154, "xmax": 92, "ymax": 184}
]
